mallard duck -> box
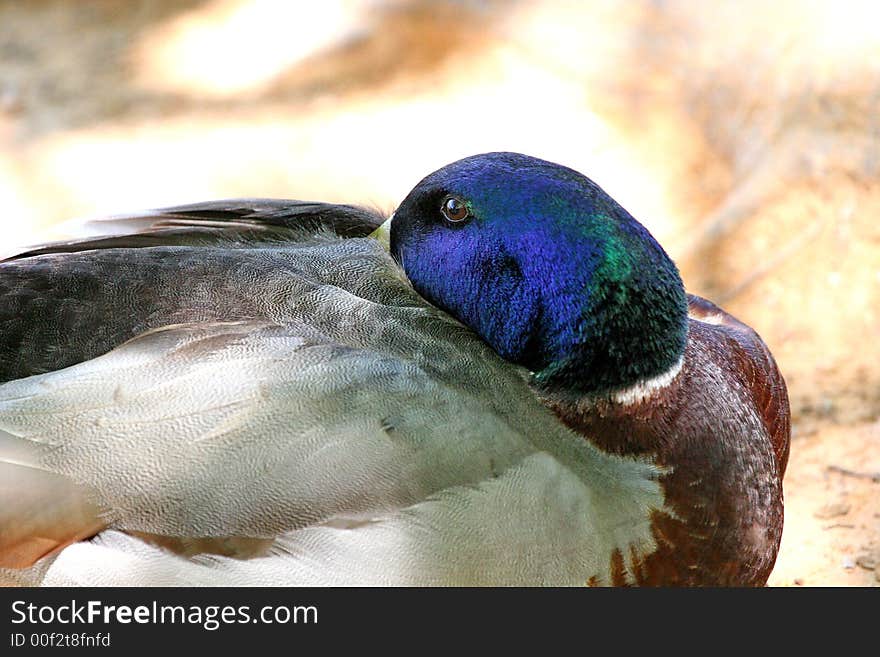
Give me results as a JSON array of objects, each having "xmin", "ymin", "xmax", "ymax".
[{"xmin": 0, "ymin": 152, "xmax": 789, "ymax": 586}]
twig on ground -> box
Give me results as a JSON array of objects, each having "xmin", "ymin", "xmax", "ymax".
[
  {"xmin": 826, "ymin": 464, "xmax": 880, "ymax": 483},
  {"xmin": 716, "ymin": 219, "xmax": 823, "ymax": 304}
]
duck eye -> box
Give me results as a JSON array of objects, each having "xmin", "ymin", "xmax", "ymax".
[{"xmin": 441, "ymin": 196, "xmax": 469, "ymax": 223}]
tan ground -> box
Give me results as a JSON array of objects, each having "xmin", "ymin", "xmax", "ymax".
[{"xmin": 0, "ymin": 0, "xmax": 877, "ymax": 585}]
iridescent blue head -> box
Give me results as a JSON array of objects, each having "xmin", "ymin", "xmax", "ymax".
[{"xmin": 390, "ymin": 152, "xmax": 688, "ymax": 396}]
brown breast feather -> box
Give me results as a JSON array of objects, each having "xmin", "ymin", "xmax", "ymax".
[
  {"xmin": 686, "ymin": 294, "xmax": 791, "ymax": 478},
  {"xmin": 543, "ymin": 294, "xmax": 791, "ymax": 586}
]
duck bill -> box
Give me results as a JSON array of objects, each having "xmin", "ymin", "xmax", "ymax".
[{"xmin": 369, "ymin": 214, "xmax": 393, "ymax": 252}]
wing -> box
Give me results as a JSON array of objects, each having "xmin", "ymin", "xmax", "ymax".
[
  {"xmin": 3, "ymin": 199, "xmax": 384, "ymax": 261},
  {"xmin": 0, "ymin": 313, "xmax": 538, "ymax": 569},
  {"xmin": 0, "ymin": 294, "xmax": 665, "ymax": 584},
  {"xmin": 0, "ymin": 200, "xmax": 383, "ymax": 383}
]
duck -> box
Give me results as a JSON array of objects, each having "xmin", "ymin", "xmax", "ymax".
[{"xmin": 0, "ymin": 152, "xmax": 789, "ymax": 586}]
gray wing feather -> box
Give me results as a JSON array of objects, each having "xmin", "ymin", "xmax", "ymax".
[{"xmin": 4, "ymin": 199, "xmax": 384, "ymax": 261}]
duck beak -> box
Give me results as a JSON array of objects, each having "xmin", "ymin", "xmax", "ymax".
[{"xmin": 369, "ymin": 214, "xmax": 393, "ymax": 252}]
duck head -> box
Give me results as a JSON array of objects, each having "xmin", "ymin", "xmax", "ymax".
[{"xmin": 387, "ymin": 152, "xmax": 688, "ymax": 397}]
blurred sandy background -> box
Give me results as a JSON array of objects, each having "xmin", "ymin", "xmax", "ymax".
[{"xmin": 0, "ymin": 0, "xmax": 878, "ymax": 585}]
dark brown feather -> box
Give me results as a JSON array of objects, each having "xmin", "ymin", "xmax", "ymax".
[{"xmin": 686, "ymin": 294, "xmax": 791, "ymax": 477}]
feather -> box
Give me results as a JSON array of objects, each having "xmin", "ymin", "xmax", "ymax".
[
  {"xmin": 4, "ymin": 199, "xmax": 383, "ymax": 262},
  {"xmin": 0, "ymin": 431, "xmax": 105, "ymax": 568}
]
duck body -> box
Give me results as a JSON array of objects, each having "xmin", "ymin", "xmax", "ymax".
[{"xmin": 0, "ymin": 153, "xmax": 789, "ymax": 586}]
